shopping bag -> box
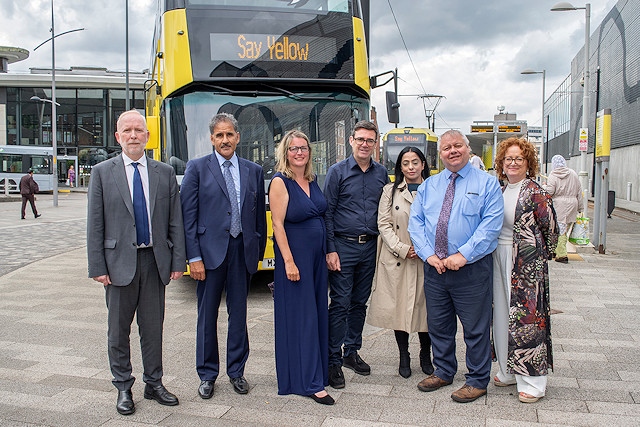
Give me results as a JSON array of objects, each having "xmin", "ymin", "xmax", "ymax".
[{"xmin": 569, "ymin": 215, "xmax": 589, "ymax": 245}]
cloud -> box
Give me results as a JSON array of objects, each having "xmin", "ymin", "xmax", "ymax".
[{"xmin": 0, "ymin": 0, "xmax": 620, "ymax": 136}]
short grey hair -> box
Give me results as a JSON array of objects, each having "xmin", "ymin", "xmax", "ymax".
[
  {"xmin": 209, "ymin": 112, "xmax": 239, "ymax": 134},
  {"xmin": 438, "ymin": 129, "xmax": 469, "ymax": 149}
]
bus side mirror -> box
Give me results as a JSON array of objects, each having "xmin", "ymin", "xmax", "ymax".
[
  {"xmin": 386, "ymin": 91, "xmax": 400, "ymax": 124},
  {"xmin": 146, "ymin": 115, "xmax": 160, "ymax": 150}
]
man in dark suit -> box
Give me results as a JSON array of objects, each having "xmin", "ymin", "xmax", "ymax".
[
  {"xmin": 19, "ymin": 169, "xmax": 41, "ymax": 219},
  {"xmin": 87, "ymin": 110, "xmax": 186, "ymax": 416},
  {"xmin": 181, "ymin": 112, "xmax": 266, "ymax": 399}
]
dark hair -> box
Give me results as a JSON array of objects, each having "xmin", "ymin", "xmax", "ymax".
[
  {"xmin": 390, "ymin": 146, "xmax": 429, "ymax": 205},
  {"xmin": 351, "ymin": 120, "xmax": 378, "ymax": 139}
]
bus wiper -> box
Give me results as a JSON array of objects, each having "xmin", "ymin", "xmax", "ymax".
[
  {"xmin": 202, "ymin": 84, "xmax": 280, "ymax": 97},
  {"xmin": 262, "ymin": 85, "xmax": 337, "ymax": 101}
]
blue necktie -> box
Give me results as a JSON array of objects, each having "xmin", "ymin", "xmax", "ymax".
[
  {"xmin": 132, "ymin": 162, "xmax": 150, "ymax": 246},
  {"xmin": 223, "ymin": 160, "xmax": 242, "ymax": 238},
  {"xmin": 434, "ymin": 172, "xmax": 458, "ymax": 259}
]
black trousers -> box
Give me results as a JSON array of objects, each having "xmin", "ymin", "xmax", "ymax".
[{"xmin": 105, "ymin": 247, "xmax": 165, "ymax": 391}]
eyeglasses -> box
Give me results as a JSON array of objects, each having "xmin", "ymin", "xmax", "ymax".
[
  {"xmin": 353, "ymin": 137, "xmax": 376, "ymax": 146},
  {"xmin": 504, "ymin": 157, "xmax": 525, "ymax": 165},
  {"xmin": 288, "ymin": 146, "xmax": 309, "ymax": 153}
]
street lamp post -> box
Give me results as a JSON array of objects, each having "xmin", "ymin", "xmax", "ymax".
[
  {"xmin": 551, "ymin": 1, "xmax": 591, "ymax": 215},
  {"xmin": 521, "ymin": 69, "xmax": 546, "ymax": 174},
  {"xmin": 32, "ymin": 0, "xmax": 84, "ymax": 207}
]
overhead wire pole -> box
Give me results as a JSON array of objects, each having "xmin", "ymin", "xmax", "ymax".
[
  {"xmin": 33, "ymin": 1, "xmax": 84, "ymax": 207},
  {"xmin": 125, "ymin": 0, "xmax": 130, "ymax": 110}
]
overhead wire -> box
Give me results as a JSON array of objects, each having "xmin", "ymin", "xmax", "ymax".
[{"xmin": 386, "ymin": 0, "xmax": 453, "ymax": 130}]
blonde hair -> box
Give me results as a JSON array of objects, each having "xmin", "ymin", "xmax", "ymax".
[
  {"xmin": 495, "ymin": 136, "xmax": 539, "ymax": 180},
  {"xmin": 275, "ymin": 130, "xmax": 314, "ymax": 181}
]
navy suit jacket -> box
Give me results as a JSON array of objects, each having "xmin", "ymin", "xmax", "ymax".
[{"xmin": 181, "ymin": 153, "xmax": 266, "ymax": 274}]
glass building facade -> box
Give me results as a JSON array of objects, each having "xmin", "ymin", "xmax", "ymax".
[{"xmin": 0, "ymin": 68, "xmax": 146, "ymax": 183}]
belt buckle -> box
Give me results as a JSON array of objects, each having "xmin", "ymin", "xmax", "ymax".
[{"xmin": 358, "ymin": 234, "xmax": 367, "ymax": 244}]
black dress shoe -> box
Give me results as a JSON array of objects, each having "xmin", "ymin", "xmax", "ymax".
[
  {"xmin": 328, "ymin": 365, "xmax": 345, "ymax": 389},
  {"xmin": 343, "ymin": 352, "xmax": 371, "ymax": 376},
  {"xmin": 308, "ymin": 392, "xmax": 335, "ymax": 405},
  {"xmin": 230, "ymin": 376, "xmax": 249, "ymax": 394},
  {"xmin": 116, "ymin": 389, "xmax": 135, "ymax": 415},
  {"xmin": 144, "ymin": 383, "xmax": 179, "ymax": 406},
  {"xmin": 35, "ymin": 214, "xmax": 41, "ymax": 218},
  {"xmin": 198, "ymin": 380, "xmax": 215, "ymax": 399}
]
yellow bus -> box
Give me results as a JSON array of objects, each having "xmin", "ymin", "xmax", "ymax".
[
  {"xmin": 382, "ymin": 127, "xmax": 439, "ymax": 177},
  {"xmin": 145, "ymin": 0, "xmax": 371, "ymax": 271}
]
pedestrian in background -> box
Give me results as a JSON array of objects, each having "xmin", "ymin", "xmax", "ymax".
[
  {"xmin": 19, "ymin": 169, "xmax": 40, "ymax": 219},
  {"xmin": 87, "ymin": 110, "xmax": 186, "ymax": 416},
  {"xmin": 323, "ymin": 120, "xmax": 389, "ymax": 389},
  {"xmin": 469, "ymin": 150, "xmax": 485, "ymax": 170},
  {"xmin": 67, "ymin": 165, "xmax": 76, "ymax": 188},
  {"xmin": 368, "ymin": 146, "xmax": 433, "ymax": 379},
  {"xmin": 270, "ymin": 130, "xmax": 333, "ymax": 405},
  {"xmin": 408, "ymin": 130, "xmax": 503, "ymax": 403},
  {"xmin": 492, "ymin": 137, "xmax": 558, "ymax": 403},
  {"xmin": 544, "ymin": 154, "xmax": 582, "ymax": 263},
  {"xmin": 180, "ymin": 112, "xmax": 267, "ymax": 399}
]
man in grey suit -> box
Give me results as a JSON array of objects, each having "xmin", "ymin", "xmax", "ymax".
[
  {"xmin": 87, "ymin": 110, "xmax": 186, "ymax": 416},
  {"xmin": 181, "ymin": 112, "xmax": 266, "ymax": 399}
]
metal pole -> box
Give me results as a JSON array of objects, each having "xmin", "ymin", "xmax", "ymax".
[
  {"xmin": 125, "ymin": 0, "xmax": 130, "ymax": 110},
  {"xmin": 578, "ymin": 3, "xmax": 591, "ymax": 216},
  {"xmin": 541, "ymin": 70, "xmax": 546, "ymax": 174},
  {"xmin": 51, "ymin": 0, "xmax": 58, "ymax": 207}
]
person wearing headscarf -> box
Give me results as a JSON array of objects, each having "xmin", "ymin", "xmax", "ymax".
[{"xmin": 543, "ymin": 155, "xmax": 582, "ymax": 263}]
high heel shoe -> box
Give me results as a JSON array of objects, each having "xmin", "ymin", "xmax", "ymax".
[{"xmin": 398, "ymin": 352, "xmax": 411, "ymax": 378}]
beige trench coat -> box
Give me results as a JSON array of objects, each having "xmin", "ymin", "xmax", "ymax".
[{"xmin": 367, "ymin": 180, "xmax": 428, "ymax": 332}]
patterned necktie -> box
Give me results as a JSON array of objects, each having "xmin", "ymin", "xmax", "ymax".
[
  {"xmin": 434, "ymin": 172, "xmax": 458, "ymax": 259},
  {"xmin": 223, "ymin": 160, "xmax": 242, "ymax": 238},
  {"xmin": 131, "ymin": 162, "xmax": 150, "ymax": 246}
]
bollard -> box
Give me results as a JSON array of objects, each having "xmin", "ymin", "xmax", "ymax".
[{"xmin": 627, "ymin": 182, "xmax": 632, "ymax": 201}]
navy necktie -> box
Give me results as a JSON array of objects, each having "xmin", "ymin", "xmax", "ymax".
[
  {"xmin": 223, "ymin": 160, "xmax": 242, "ymax": 238},
  {"xmin": 434, "ymin": 172, "xmax": 458, "ymax": 259},
  {"xmin": 132, "ymin": 162, "xmax": 150, "ymax": 246}
]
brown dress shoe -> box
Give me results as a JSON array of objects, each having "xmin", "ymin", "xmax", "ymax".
[
  {"xmin": 451, "ymin": 384, "xmax": 487, "ymax": 403},
  {"xmin": 417, "ymin": 374, "xmax": 453, "ymax": 392}
]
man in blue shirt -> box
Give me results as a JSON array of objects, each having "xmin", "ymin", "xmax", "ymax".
[
  {"xmin": 324, "ymin": 120, "xmax": 389, "ymax": 389},
  {"xmin": 408, "ymin": 130, "xmax": 503, "ymax": 403}
]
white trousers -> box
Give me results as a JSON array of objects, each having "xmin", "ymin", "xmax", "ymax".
[{"xmin": 493, "ymin": 244, "xmax": 547, "ymax": 397}]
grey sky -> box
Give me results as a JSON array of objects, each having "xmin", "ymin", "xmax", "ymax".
[{"xmin": 0, "ymin": 0, "xmax": 618, "ymax": 135}]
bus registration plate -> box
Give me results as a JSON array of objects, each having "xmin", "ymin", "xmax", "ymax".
[{"xmin": 262, "ymin": 258, "xmax": 275, "ymax": 269}]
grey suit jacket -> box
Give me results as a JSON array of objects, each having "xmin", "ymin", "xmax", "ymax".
[{"xmin": 87, "ymin": 154, "xmax": 186, "ymax": 286}]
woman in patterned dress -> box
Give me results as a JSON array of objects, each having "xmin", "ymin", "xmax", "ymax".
[{"xmin": 492, "ymin": 137, "xmax": 558, "ymax": 403}]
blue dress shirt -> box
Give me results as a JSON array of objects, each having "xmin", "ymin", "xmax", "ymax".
[
  {"xmin": 408, "ymin": 162, "xmax": 504, "ymax": 264},
  {"xmin": 324, "ymin": 155, "xmax": 389, "ymax": 253}
]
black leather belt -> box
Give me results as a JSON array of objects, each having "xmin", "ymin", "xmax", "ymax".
[{"xmin": 335, "ymin": 233, "xmax": 376, "ymax": 243}]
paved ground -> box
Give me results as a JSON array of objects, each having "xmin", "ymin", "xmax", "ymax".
[{"xmin": 0, "ymin": 192, "xmax": 639, "ymax": 426}]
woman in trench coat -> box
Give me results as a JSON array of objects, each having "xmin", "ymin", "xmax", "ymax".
[{"xmin": 367, "ymin": 146, "xmax": 433, "ymax": 378}]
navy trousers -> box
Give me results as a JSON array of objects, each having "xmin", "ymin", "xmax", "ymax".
[
  {"xmin": 196, "ymin": 235, "xmax": 251, "ymax": 381},
  {"xmin": 424, "ymin": 254, "xmax": 493, "ymax": 389}
]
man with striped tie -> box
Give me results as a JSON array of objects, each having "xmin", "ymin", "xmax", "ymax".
[{"xmin": 87, "ymin": 110, "xmax": 186, "ymax": 416}]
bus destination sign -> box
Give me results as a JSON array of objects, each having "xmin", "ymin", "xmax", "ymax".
[{"xmin": 211, "ymin": 33, "xmax": 338, "ymax": 63}]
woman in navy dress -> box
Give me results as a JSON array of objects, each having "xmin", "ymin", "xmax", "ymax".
[{"xmin": 269, "ymin": 130, "xmax": 332, "ymax": 405}]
